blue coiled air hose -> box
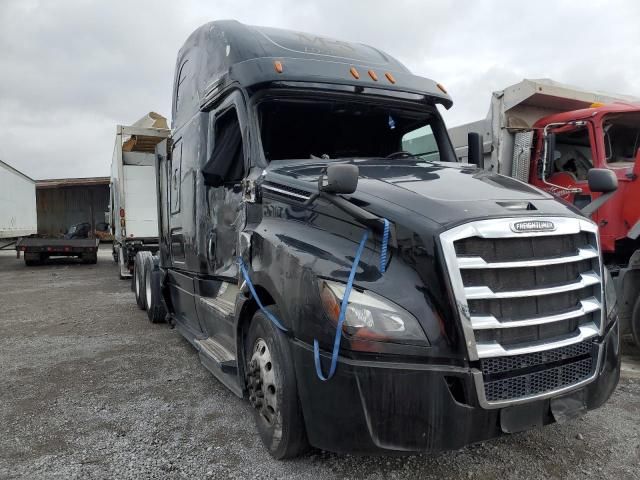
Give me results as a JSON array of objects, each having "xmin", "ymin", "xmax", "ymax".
[{"xmin": 238, "ymin": 219, "xmax": 390, "ymax": 381}]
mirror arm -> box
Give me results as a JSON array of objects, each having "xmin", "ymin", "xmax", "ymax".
[
  {"xmin": 305, "ymin": 190, "xmax": 385, "ymax": 232},
  {"xmin": 581, "ymin": 191, "xmax": 616, "ymax": 217},
  {"xmin": 323, "ymin": 193, "xmax": 386, "ymax": 232}
]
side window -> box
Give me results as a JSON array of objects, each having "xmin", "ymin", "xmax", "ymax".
[
  {"xmin": 401, "ymin": 125, "xmax": 439, "ymax": 161},
  {"xmin": 175, "ymin": 60, "xmax": 189, "ymax": 113},
  {"xmin": 171, "ymin": 141, "xmax": 182, "ymax": 214},
  {"xmin": 552, "ymin": 127, "xmax": 593, "ymax": 181},
  {"xmin": 202, "ymin": 108, "xmax": 245, "ymax": 186}
]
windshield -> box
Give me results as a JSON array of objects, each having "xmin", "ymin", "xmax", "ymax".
[
  {"xmin": 603, "ymin": 113, "xmax": 640, "ymax": 167},
  {"xmin": 257, "ymin": 97, "xmax": 452, "ymax": 162}
]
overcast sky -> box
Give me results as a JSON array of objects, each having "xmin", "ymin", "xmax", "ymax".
[{"xmin": 1, "ymin": 0, "xmax": 639, "ymax": 179}]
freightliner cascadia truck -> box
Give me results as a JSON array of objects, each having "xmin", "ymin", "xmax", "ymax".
[
  {"xmin": 138, "ymin": 22, "xmax": 620, "ymax": 458},
  {"xmin": 447, "ymin": 79, "xmax": 640, "ymax": 346}
]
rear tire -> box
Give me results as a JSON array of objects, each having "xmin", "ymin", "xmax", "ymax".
[
  {"xmin": 81, "ymin": 252, "xmax": 97, "ymax": 264},
  {"xmin": 143, "ymin": 255, "xmax": 167, "ymax": 324},
  {"xmin": 631, "ymin": 295, "xmax": 640, "ymax": 348},
  {"xmin": 245, "ymin": 308, "xmax": 308, "ymax": 459},
  {"xmin": 24, "ymin": 253, "xmax": 42, "ymax": 266},
  {"xmin": 134, "ymin": 251, "xmax": 152, "ymax": 310}
]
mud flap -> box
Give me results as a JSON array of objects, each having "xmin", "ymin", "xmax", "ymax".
[
  {"xmin": 500, "ymin": 402, "xmax": 546, "ymax": 433},
  {"xmin": 550, "ymin": 389, "xmax": 587, "ymax": 424}
]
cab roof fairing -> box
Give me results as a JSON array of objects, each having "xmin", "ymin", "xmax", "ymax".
[{"xmin": 172, "ymin": 20, "xmax": 452, "ymax": 128}]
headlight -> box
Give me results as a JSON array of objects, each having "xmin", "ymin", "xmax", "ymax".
[
  {"xmin": 318, "ymin": 279, "xmax": 428, "ymax": 345},
  {"xmin": 603, "ymin": 267, "xmax": 617, "ymax": 322}
]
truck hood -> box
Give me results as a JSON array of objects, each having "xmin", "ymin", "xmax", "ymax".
[{"xmin": 264, "ymin": 158, "xmax": 574, "ymax": 226}]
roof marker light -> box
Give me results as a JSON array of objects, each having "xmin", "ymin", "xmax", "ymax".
[
  {"xmin": 384, "ymin": 72, "xmax": 396, "ymax": 84},
  {"xmin": 590, "ymin": 102, "xmax": 605, "ymax": 108},
  {"xmin": 350, "ymin": 67, "xmax": 360, "ymax": 79},
  {"xmin": 368, "ymin": 70, "xmax": 378, "ymax": 81},
  {"xmin": 274, "ymin": 60, "xmax": 283, "ymax": 73},
  {"xmin": 436, "ymin": 83, "xmax": 448, "ymax": 94}
]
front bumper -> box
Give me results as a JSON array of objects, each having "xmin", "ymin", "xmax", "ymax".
[{"xmin": 291, "ymin": 321, "xmax": 620, "ymax": 454}]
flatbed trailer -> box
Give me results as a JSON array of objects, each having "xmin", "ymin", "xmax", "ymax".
[{"xmin": 16, "ymin": 237, "xmax": 99, "ymax": 266}]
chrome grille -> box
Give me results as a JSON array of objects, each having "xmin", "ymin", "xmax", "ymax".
[{"xmin": 440, "ymin": 217, "xmax": 604, "ymax": 406}]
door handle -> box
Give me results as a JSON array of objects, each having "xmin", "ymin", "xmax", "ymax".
[{"xmin": 207, "ymin": 232, "xmax": 216, "ymax": 264}]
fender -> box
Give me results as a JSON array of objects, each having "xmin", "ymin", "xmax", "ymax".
[{"xmin": 613, "ymin": 248, "xmax": 640, "ymax": 333}]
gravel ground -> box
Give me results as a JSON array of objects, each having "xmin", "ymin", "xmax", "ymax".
[{"xmin": 0, "ymin": 247, "xmax": 639, "ymax": 480}]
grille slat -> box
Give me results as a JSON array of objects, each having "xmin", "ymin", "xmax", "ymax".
[
  {"xmin": 471, "ymin": 297, "xmax": 601, "ymax": 329},
  {"xmin": 464, "ymin": 271, "xmax": 600, "ymax": 300},
  {"xmin": 458, "ymin": 245, "xmax": 598, "ymax": 269},
  {"xmin": 483, "ymin": 357, "xmax": 593, "ymax": 402},
  {"xmin": 440, "ymin": 217, "xmax": 603, "ymax": 404},
  {"xmin": 480, "ymin": 339, "xmax": 593, "ymax": 375}
]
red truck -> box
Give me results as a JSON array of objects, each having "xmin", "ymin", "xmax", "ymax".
[{"xmin": 444, "ymin": 79, "xmax": 640, "ymax": 345}]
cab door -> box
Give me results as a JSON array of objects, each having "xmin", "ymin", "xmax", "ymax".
[
  {"xmin": 195, "ymin": 91, "xmax": 249, "ymax": 348},
  {"xmin": 201, "ymin": 92, "xmax": 248, "ymax": 278}
]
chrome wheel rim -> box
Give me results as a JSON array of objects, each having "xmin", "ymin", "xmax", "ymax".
[
  {"xmin": 247, "ymin": 338, "xmax": 278, "ymax": 425},
  {"xmin": 145, "ymin": 267, "xmax": 152, "ymax": 308}
]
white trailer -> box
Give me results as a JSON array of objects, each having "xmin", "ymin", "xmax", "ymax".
[
  {"xmin": 110, "ymin": 112, "xmax": 169, "ymax": 278},
  {"xmin": 0, "ymin": 159, "xmax": 37, "ymax": 241}
]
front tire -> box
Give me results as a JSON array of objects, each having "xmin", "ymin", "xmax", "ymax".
[
  {"xmin": 245, "ymin": 308, "xmax": 308, "ymax": 459},
  {"xmin": 631, "ymin": 295, "xmax": 640, "ymax": 348}
]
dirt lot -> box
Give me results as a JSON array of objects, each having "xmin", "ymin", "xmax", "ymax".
[{"xmin": 0, "ymin": 247, "xmax": 639, "ymax": 479}]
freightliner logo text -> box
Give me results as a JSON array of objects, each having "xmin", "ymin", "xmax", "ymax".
[{"xmin": 510, "ymin": 220, "xmax": 556, "ymax": 233}]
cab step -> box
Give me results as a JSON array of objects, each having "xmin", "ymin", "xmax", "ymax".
[{"xmin": 193, "ymin": 337, "xmax": 242, "ymax": 397}]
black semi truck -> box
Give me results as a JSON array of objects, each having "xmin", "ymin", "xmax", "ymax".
[{"xmin": 137, "ymin": 21, "xmax": 620, "ymax": 458}]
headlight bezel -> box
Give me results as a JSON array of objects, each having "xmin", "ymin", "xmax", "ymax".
[{"xmin": 317, "ymin": 279, "xmax": 429, "ymax": 347}]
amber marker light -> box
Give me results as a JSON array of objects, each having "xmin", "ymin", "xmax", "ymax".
[
  {"xmin": 384, "ymin": 72, "xmax": 396, "ymax": 84},
  {"xmin": 350, "ymin": 66, "xmax": 360, "ymax": 79},
  {"xmin": 368, "ymin": 70, "xmax": 378, "ymax": 81},
  {"xmin": 274, "ymin": 60, "xmax": 283, "ymax": 73}
]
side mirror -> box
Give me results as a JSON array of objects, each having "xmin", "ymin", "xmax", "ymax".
[
  {"xmin": 632, "ymin": 147, "xmax": 640, "ymax": 179},
  {"xmin": 467, "ymin": 132, "xmax": 484, "ymax": 168},
  {"xmin": 320, "ymin": 164, "xmax": 359, "ymax": 194},
  {"xmin": 587, "ymin": 168, "xmax": 618, "ymax": 193}
]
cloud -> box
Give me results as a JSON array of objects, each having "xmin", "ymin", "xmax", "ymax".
[{"xmin": 0, "ymin": 0, "xmax": 638, "ymax": 178}]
